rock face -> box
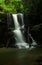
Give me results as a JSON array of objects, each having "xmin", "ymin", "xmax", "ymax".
[
  {"xmin": 31, "ymin": 25, "xmax": 42, "ymax": 47},
  {"xmin": 0, "ymin": 13, "xmax": 42, "ymax": 47},
  {"xmin": 23, "ymin": 14, "xmax": 29, "ymax": 43},
  {"xmin": 29, "ymin": 15, "xmax": 42, "ymax": 47}
]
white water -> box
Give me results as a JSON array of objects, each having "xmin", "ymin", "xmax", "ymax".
[
  {"xmin": 12, "ymin": 13, "xmax": 37, "ymax": 49},
  {"xmin": 28, "ymin": 33, "xmax": 37, "ymax": 49},
  {"xmin": 27, "ymin": 26, "xmax": 37, "ymax": 49},
  {"xmin": 12, "ymin": 14, "xmax": 29, "ymax": 49}
]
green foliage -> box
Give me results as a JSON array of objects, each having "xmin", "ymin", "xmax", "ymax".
[
  {"xmin": 0, "ymin": 0, "xmax": 24, "ymax": 13},
  {"xmin": 13, "ymin": 1, "xmax": 24, "ymax": 13},
  {"xmin": 22, "ymin": 0, "xmax": 40, "ymax": 14},
  {"xmin": 0, "ymin": 5, "xmax": 3, "ymax": 11},
  {"xmin": 0, "ymin": 13, "xmax": 6, "ymax": 22},
  {"xmin": 0, "ymin": 0, "xmax": 42, "ymax": 14},
  {"xmin": 4, "ymin": 0, "xmax": 11, "ymax": 4}
]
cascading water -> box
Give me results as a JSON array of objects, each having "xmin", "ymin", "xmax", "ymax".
[
  {"xmin": 28, "ymin": 26, "xmax": 37, "ymax": 49},
  {"xmin": 11, "ymin": 13, "xmax": 37, "ymax": 49},
  {"xmin": 12, "ymin": 14, "xmax": 29, "ymax": 49},
  {"xmin": 28, "ymin": 33, "xmax": 37, "ymax": 49}
]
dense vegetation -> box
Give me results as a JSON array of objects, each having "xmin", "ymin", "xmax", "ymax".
[{"xmin": 0, "ymin": 0, "xmax": 42, "ymax": 14}]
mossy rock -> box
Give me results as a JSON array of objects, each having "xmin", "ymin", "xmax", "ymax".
[{"xmin": 31, "ymin": 23, "xmax": 42, "ymax": 31}]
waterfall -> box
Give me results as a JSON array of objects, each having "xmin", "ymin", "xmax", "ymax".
[
  {"xmin": 27, "ymin": 25, "xmax": 37, "ymax": 49},
  {"xmin": 28, "ymin": 33, "xmax": 37, "ymax": 49},
  {"xmin": 12, "ymin": 14, "xmax": 29, "ymax": 49},
  {"xmin": 10, "ymin": 13, "xmax": 37, "ymax": 49}
]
